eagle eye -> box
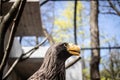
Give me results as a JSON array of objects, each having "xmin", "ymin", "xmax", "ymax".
[{"xmin": 63, "ymin": 43, "xmax": 68, "ymax": 48}]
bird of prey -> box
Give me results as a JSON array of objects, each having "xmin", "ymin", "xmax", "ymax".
[{"xmin": 28, "ymin": 42, "xmax": 80, "ymax": 80}]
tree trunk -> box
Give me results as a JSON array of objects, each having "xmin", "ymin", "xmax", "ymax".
[
  {"xmin": 0, "ymin": 0, "xmax": 26, "ymax": 79},
  {"xmin": 90, "ymin": 1, "xmax": 100, "ymax": 80}
]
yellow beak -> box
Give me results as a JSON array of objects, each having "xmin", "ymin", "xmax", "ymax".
[{"xmin": 66, "ymin": 43, "xmax": 80, "ymax": 56}]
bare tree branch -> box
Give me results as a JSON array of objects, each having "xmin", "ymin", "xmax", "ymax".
[
  {"xmin": 100, "ymin": 12, "xmax": 118, "ymax": 15},
  {"xmin": 3, "ymin": 38, "xmax": 47, "ymax": 80},
  {"xmin": 101, "ymin": 49, "xmax": 120, "ymax": 79},
  {"xmin": 21, "ymin": 37, "xmax": 47, "ymax": 60},
  {"xmin": 108, "ymin": 0, "xmax": 120, "ymax": 16},
  {"xmin": 0, "ymin": 0, "xmax": 21, "ymax": 69},
  {"xmin": 40, "ymin": 0, "xmax": 49, "ymax": 6},
  {"xmin": 43, "ymin": 28, "xmax": 55, "ymax": 44},
  {"xmin": 65, "ymin": 57, "xmax": 81, "ymax": 69},
  {"xmin": 2, "ymin": 54, "xmax": 22, "ymax": 80},
  {"xmin": 109, "ymin": 46, "xmax": 115, "ymax": 79},
  {"xmin": 0, "ymin": 0, "xmax": 24, "ymax": 79},
  {"xmin": 0, "ymin": 0, "xmax": 26, "ymax": 73},
  {"xmin": 102, "ymin": 63, "xmax": 112, "ymax": 77}
]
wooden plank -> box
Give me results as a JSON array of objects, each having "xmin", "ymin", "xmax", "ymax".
[
  {"xmin": 8, "ymin": 58, "xmax": 43, "ymax": 79},
  {"xmin": 2, "ymin": 1, "xmax": 44, "ymax": 36}
]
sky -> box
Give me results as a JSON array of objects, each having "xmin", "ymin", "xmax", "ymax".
[
  {"xmin": 21, "ymin": 1, "xmax": 120, "ymax": 58},
  {"xmin": 20, "ymin": 1, "xmax": 120, "ymax": 47},
  {"xmin": 39, "ymin": 1, "xmax": 120, "ymax": 69},
  {"xmin": 19, "ymin": 1, "xmax": 120, "ymax": 59},
  {"xmin": 40, "ymin": 1, "xmax": 120, "ymax": 45},
  {"xmin": 17, "ymin": 1, "xmax": 120, "ymax": 78}
]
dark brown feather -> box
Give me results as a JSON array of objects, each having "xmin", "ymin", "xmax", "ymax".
[{"xmin": 28, "ymin": 43, "xmax": 71, "ymax": 80}]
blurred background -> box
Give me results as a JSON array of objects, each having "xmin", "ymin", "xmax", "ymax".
[{"xmin": 0, "ymin": 0, "xmax": 120, "ymax": 80}]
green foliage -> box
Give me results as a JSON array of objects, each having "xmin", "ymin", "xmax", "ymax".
[
  {"xmin": 55, "ymin": 1, "xmax": 83, "ymax": 27},
  {"xmin": 82, "ymin": 68, "xmax": 90, "ymax": 80},
  {"xmin": 53, "ymin": 1, "xmax": 84, "ymax": 42},
  {"xmin": 100, "ymin": 49, "xmax": 120, "ymax": 80}
]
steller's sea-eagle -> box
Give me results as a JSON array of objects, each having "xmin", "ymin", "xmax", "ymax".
[{"xmin": 28, "ymin": 42, "xmax": 80, "ymax": 80}]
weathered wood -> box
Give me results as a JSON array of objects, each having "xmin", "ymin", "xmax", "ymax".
[{"xmin": 2, "ymin": 1, "xmax": 44, "ymax": 36}]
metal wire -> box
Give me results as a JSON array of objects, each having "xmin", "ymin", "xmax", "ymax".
[{"xmin": 81, "ymin": 46, "xmax": 120, "ymax": 50}]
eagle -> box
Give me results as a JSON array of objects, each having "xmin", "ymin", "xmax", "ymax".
[{"xmin": 28, "ymin": 42, "xmax": 80, "ymax": 80}]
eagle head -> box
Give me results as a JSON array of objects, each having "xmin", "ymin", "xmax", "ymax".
[
  {"xmin": 28, "ymin": 42, "xmax": 80, "ymax": 80},
  {"xmin": 46, "ymin": 42, "xmax": 80, "ymax": 61}
]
